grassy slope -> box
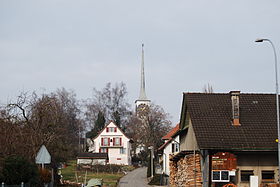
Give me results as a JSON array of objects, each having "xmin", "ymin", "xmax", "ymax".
[{"xmin": 61, "ymin": 160, "xmax": 124, "ymax": 187}]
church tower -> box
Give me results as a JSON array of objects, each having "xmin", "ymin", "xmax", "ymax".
[{"xmin": 135, "ymin": 44, "xmax": 151, "ymax": 117}]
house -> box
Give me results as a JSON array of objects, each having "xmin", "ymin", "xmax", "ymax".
[
  {"xmin": 77, "ymin": 152, "xmax": 108, "ymax": 165},
  {"xmin": 170, "ymin": 91, "xmax": 279, "ymax": 187},
  {"xmin": 88, "ymin": 121, "xmax": 132, "ymax": 165},
  {"xmin": 158, "ymin": 124, "xmax": 180, "ymax": 177}
]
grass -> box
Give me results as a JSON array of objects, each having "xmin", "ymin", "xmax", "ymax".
[{"xmin": 61, "ymin": 160, "xmax": 125, "ymax": 187}]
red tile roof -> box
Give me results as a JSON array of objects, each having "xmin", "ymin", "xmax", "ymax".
[
  {"xmin": 158, "ymin": 139, "xmax": 171, "ymax": 151},
  {"xmin": 162, "ymin": 124, "xmax": 180, "ymax": 140}
]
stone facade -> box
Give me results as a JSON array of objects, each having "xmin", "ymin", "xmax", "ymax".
[{"xmin": 170, "ymin": 153, "xmax": 202, "ymax": 187}]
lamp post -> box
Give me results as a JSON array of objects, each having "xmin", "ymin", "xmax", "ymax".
[
  {"xmin": 255, "ymin": 38, "xmax": 280, "ymax": 181},
  {"xmin": 148, "ymin": 146, "xmax": 154, "ymax": 178}
]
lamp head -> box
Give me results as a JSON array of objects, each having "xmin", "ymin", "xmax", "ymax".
[{"xmin": 255, "ymin": 39, "xmax": 264, "ymax": 42}]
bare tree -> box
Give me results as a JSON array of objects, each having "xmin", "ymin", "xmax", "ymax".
[
  {"xmin": 126, "ymin": 103, "xmax": 172, "ymax": 153},
  {"xmin": 203, "ymin": 83, "xmax": 214, "ymax": 93},
  {"xmin": 85, "ymin": 82, "xmax": 131, "ymax": 130},
  {"xmin": 0, "ymin": 89, "xmax": 84, "ymax": 163}
]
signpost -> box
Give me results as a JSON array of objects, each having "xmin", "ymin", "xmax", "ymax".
[
  {"xmin": 36, "ymin": 145, "xmax": 53, "ymax": 187},
  {"xmin": 35, "ymin": 145, "xmax": 51, "ymax": 168}
]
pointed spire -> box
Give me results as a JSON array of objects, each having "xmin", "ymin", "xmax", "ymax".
[{"xmin": 138, "ymin": 43, "xmax": 148, "ymax": 101}]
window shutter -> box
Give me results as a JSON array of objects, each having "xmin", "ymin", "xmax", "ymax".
[
  {"xmin": 101, "ymin": 138, "xmax": 104, "ymax": 146},
  {"xmin": 106, "ymin": 148, "xmax": 108, "ymax": 153},
  {"xmin": 108, "ymin": 138, "xmax": 110, "ymax": 146},
  {"xmin": 99, "ymin": 148, "xmax": 101, "ymax": 153},
  {"xmin": 113, "ymin": 138, "xmax": 115, "ymax": 146},
  {"xmin": 120, "ymin": 138, "xmax": 122, "ymax": 146},
  {"xmin": 114, "ymin": 127, "xmax": 117, "ymax": 132},
  {"xmin": 106, "ymin": 128, "xmax": 109, "ymax": 132}
]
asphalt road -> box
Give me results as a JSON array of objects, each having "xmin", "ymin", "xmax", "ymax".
[{"xmin": 118, "ymin": 167, "xmax": 149, "ymax": 187}]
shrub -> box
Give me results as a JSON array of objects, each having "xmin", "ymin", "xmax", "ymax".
[
  {"xmin": 2, "ymin": 156, "xmax": 39, "ymax": 185},
  {"xmin": 0, "ymin": 171, "xmax": 3, "ymax": 183},
  {"xmin": 148, "ymin": 174, "xmax": 161, "ymax": 185},
  {"xmin": 77, "ymin": 164, "xmax": 134, "ymax": 174},
  {"xmin": 121, "ymin": 165, "xmax": 135, "ymax": 172},
  {"xmin": 39, "ymin": 168, "xmax": 52, "ymax": 183}
]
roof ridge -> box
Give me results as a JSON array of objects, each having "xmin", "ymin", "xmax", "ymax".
[{"xmin": 184, "ymin": 92, "xmax": 275, "ymax": 95}]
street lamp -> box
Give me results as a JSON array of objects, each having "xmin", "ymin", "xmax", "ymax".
[
  {"xmin": 148, "ymin": 146, "xmax": 154, "ymax": 178},
  {"xmin": 255, "ymin": 38, "xmax": 280, "ymax": 181}
]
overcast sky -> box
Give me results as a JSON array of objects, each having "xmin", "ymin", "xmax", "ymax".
[{"xmin": 1, "ymin": 0, "xmax": 280, "ymax": 124}]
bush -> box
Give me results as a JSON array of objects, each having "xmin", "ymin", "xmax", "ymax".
[
  {"xmin": 39, "ymin": 168, "xmax": 52, "ymax": 183},
  {"xmin": 0, "ymin": 158, "xmax": 4, "ymax": 183},
  {"xmin": 148, "ymin": 174, "xmax": 161, "ymax": 185},
  {"xmin": 77, "ymin": 164, "xmax": 134, "ymax": 174},
  {"xmin": 120, "ymin": 165, "xmax": 135, "ymax": 172},
  {"xmin": 0, "ymin": 172, "xmax": 3, "ymax": 184},
  {"xmin": 2, "ymin": 156, "xmax": 39, "ymax": 185}
]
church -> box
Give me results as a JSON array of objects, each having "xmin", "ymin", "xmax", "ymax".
[
  {"xmin": 135, "ymin": 44, "xmax": 151, "ymax": 118},
  {"xmin": 83, "ymin": 44, "xmax": 151, "ymax": 165}
]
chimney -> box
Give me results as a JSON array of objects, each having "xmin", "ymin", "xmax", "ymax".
[{"xmin": 230, "ymin": 91, "xmax": 241, "ymax": 126}]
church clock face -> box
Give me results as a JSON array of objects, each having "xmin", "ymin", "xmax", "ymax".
[{"xmin": 137, "ymin": 103, "xmax": 149, "ymax": 118}]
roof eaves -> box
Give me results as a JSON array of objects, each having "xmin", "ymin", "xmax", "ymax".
[{"xmin": 158, "ymin": 139, "xmax": 172, "ymax": 151}]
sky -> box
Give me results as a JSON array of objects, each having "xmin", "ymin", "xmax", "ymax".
[{"xmin": 0, "ymin": 0, "xmax": 280, "ymax": 124}]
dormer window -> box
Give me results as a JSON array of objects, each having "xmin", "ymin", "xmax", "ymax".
[{"xmin": 106, "ymin": 127, "xmax": 117, "ymax": 132}]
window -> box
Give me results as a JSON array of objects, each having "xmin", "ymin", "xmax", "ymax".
[
  {"xmin": 107, "ymin": 127, "xmax": 117, "ymax": 132},
  {"xmin": 221, "ymin": 171, "xmax": 229, "ymax": 181},
  {"xmin": 103, "ymin": 138, "xmax": 109, "ymax": 146},
  {"xmin": 172, "ymin": 143, "xmax": 179, "ymax": 153},
  {"xmin": 262, "ymin": 170, "xmax": 274, "ymax": 182},
  {"xmin": 100, "ymin": 148, "xmax": 107, "ymax": 153},
  {"xmin": 212, "ymin": 171, "xmax": 220, "ymax": 181},
  {"xmin": 241, "ymin": 170, "xmax": 254, "ymax": 182},
  {"xmin": 113, "ymin": 137, "xmax": 122, "ymax": 146},
  {"xmin": 115, "ymin": 138, "xmax": 120, "ymax": 146},
  {"xmin": 120, "ymin": 148, "xmax": 126, "ymax": 154},
  {"xmin": 212, "ymin": 170, "xmax": 229, "ymax": 182}
]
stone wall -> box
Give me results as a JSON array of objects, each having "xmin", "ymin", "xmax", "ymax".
[{"xmin": 170, "ymin": 153, "xmax": 202, "ymax": 187}]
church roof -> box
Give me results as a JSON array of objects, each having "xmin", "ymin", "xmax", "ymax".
[{"xmin": 137, "ymin": 44, "xmax": 149, "ymax": 101}]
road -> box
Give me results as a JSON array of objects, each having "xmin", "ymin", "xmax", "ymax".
[{"xmin": 118, "ymin": 167, "xmax": 149, "ymax": 187}]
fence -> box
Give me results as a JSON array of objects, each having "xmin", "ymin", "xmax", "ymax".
[
  {"xmin": 1, "ymin": 181, "xmax": 52, "ymax": 187},
  {"xmin": 1, "ymin": 182, "xmax": 29, "ymax": 187}
]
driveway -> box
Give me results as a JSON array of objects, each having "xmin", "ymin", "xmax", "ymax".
[{"xmin": 118, "ymin": 167, "xmax": 149, "ymax": 187}]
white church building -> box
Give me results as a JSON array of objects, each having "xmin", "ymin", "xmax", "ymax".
[{"xmin": 87, "ymin": 121, "xmax": 132, "ymax": 165}]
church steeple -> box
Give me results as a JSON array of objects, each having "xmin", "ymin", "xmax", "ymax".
[
  {"xmin": 136, "ymin": 44, "xmax": 150, "ymax": 109},
  {"xmin": 139, "ymin": 44, "xmax": 148, "ymax": 101}
]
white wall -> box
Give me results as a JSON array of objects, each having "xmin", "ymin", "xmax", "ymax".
[
  {"xmin": 89, "ymin": 122, "xmax": 131, "ymax": 165},
  {"xmin": 77, "ymin": 158, "xmax": 106, "ymax": 165},
  {"xmin": 163, "ymin": 135, "xmax": 180, "ymax": 176}
]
